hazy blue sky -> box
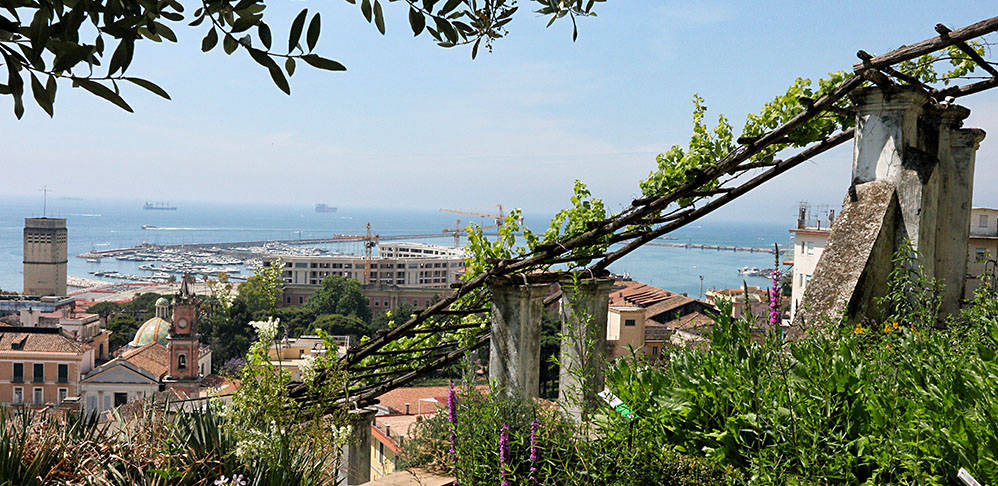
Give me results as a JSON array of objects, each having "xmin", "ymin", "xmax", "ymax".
[{"xmin": 3, "ymin": 1, "xmax": 997, "ymax": 223}]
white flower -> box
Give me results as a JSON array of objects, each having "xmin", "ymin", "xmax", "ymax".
[
  {"xmin": 249, "ymin": 317, "xmax": 280, "ymax": 344},
  {"xmin": 298, "ymin": 353, "xmax": 318, "ymax": 383}
]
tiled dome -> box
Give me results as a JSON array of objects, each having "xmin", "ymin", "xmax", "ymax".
[{"xmin": 130, "ymin": 316, "xmax": 170, "ymax": 347}]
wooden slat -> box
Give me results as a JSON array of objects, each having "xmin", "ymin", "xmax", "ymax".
[
  {"xmin": 853, "ymin": 16, "xmax": 998, "ymax": 72},
  {"xmin": 935, "ymin": 24, "xmax": 998, "ymax": 77}
]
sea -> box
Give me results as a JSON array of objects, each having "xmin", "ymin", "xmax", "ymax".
[{"xmin": 0, "ymin": 196, "xmax": 793, "ymax": 298}]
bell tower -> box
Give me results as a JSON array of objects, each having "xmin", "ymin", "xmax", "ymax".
[{"xmin": 164, "ymin": 275, "xmax": 202, "ymax": 398}]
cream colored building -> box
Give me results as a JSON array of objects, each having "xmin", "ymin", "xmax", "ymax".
[
  {"xmin": 266, "ymin": 242, "xmax": 465, "ymax": 288},
  {"xmin": 0, "ymin": 327, "xmax": 106, "ymax": 408},
  {"xmin": 788, "ymin": 227, "xmax": 829, "ymax": 322},
  {"xmin": 966, "ymin": 207, "xmax": 998, "ymax": 297},
  {"xmin": 790, "ymin": 207, "xmax": 998, "ymax": 321}
]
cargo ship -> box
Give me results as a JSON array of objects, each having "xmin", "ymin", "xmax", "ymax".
[
  {"xmin": 315, "ymin": 204, "xmax": 337, "ymax": 213},
  {"xmin": 144, "ymin": 202, "xmax": 177, "ymax": 210}
]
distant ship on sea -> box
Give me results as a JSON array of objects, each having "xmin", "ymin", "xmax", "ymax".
[
  {"xmin": 144, "ymin": 202, "xmax": 177, "ymax": 211},
  {"xmin": 315, "ymin": 204, "xmax": 337, "ymax": 213}
]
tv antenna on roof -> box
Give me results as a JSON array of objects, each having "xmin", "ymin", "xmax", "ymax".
[{"xmin": 39, "ymin": 185, "xmax": 51, "ymax": 217}]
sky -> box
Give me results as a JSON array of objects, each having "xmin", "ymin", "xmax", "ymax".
[{"xmin": 3, "ymin": 1, "xmax": 998, "ymax": 223}]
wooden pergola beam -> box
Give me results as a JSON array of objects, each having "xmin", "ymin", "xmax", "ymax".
[
  {"xmin": 935, "ymin": 23, "xmax": 998, "ymax": 78},
  {"xmin": 853, "ymin": 16, "xmax": 998, "ymax": 72}
]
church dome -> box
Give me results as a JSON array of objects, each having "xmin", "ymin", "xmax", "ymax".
[
  {"xmin": 155, "ymin": 297, "xmax": 169, "ymax": 306},
  {"xmin": 131, "ymin": 316, "xmax": 171, "ymax": 347}
]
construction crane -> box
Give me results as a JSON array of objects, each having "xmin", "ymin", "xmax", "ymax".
[
  {"xmin": 442, "ymin": 219, "xmax": 498, "ymax": 248},
  {"xmin": 331, "ymin": 223, "xmax": 379, "ymax": 285},
  {"xmin": 439, "ymin": 204, "xmax": 522, "ymax": 227}
]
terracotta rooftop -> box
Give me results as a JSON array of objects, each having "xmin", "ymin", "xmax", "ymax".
[
  {"xmin": 374, "ymin": 385, "xmax": 487, "ymax": 415},
  {"xmin": 0, "ymin": 328, "xmax": 82, "ymax": 353},
  {"xmin": 120, "ymin": 342, "xmax": 170, "ymax": 378},
  {"xmin": 608, "ymin": 280, "xmax": 677, "ymax": 308},
  {"xmin": 661, "ymin": 311, "xmax": 715, "ymax": 331}
]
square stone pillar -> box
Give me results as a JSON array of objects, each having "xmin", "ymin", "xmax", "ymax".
[
  {"xmin": 936, "ymin": 127, "xmax": 985, "ymax": 315},
  {"xmin": 558, "ymin": 278, "xmax": 612, "ymax": 422},
  {"xmin": 489, "ymin": 281, "xmax": 549, "ymax": 400},
  {"xmin": 936, "ymin": 125, "xmax": 986, "ymax": 313},
  {"xmin": 338, "ymin": 407, "xmax": 377, "ymax": 485},
  {"xmin": 852, "ymin": 88, "xmax": 939, "ymax": 276}
]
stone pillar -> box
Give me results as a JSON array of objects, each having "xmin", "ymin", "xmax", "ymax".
[
  {"xmin": 489, "ymin": 281, "xmax": 548, "ymax": 400},
  {"xmin": 936, "ymin": 123, "xmax": 986, "ymax": 313},
  {"xmin": 558, "ymin": 278, "xmax": 612, "ymax": 421},
  {"xmin": 936, "ymin": 126, "xmax": 985, "ymax": 315},
  {"xmin": 853, "ymin": 88, "xmax": 938, "ymax": 276},
  {"xmin": 338, "ymin": 407, "xmax": 377, "ymax": 485}
]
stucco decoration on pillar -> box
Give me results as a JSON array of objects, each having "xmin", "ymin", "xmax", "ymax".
[
  {"xmin": 338, "ymin": 407, "xmax": 377, "ymax": 485},
  {"xmin": 488, "ymin": 280, "xmax": 549, "ymax": 400},
  {"xmin": 558, "ymin": 277, "xmax": 612, "ymax": 422}
]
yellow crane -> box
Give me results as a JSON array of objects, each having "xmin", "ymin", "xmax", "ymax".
[
  {"xmin": 439, "ymin": 204, "xmax": 522, "ymax": 227},
  {"xmin": 331, "ymin": 222, "xmax": 379, "ymax": 285},
  {"xmin": 442, "ymin": 219, "xmax": 498, "ymax": 247}
]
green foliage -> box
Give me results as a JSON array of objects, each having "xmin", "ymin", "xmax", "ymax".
[
  {"xmin": 304, "ymin": 275, "xmax": 371, "ymax": 323},
  {"xmin": 601, "ymin": 252, "xmax": 998, "ymax": 484},
  {"xmin": 105, "ymin": 314, "xmax": 141, "ymax": 350},
  {"xmin": 311, "ymin": 313, "xmax": 368, "ymax": 339},
  {"xmin": 640, "ymin": 95, "xmax": 734, "ymax": 206},
  {"xmin": 405, "ymin": 384, "xmax": 742, "ymax": 485},
  {"xmin": 897, "ymin": 42, "xmax": 987, "ymax": 86},
  {"xmin": 236, "ymin": 262, "xmax": 284, "ymax": 317},
  {"xmin": 0, "ymin": 0, "xmax": 599, "ymax": 118},
  {"xmin": 226, "ymin": 317, "xmax": 350, "ymax": 482}
]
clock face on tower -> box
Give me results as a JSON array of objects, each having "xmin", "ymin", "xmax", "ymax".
[{"xmin": 176, "ymin": 318, "xmax": 188, "ymax": 330}]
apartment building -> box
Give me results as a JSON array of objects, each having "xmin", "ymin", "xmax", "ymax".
[
  {"xmin": 966, "ymin": 207, "xmax": 998, "ymax": 297},
  {"xmin": 0, "ymin": 326, "xmax": 105, "ymax": 408},
  {"xmin": 605, "ymin": 280, "xmax": 712, "ymax": 359},
  {"xmin": 790, "ymin": 206, "xmax": 998, "ymax": 321},
  {"xmin": 266, "ymin": 243, "xmax": 465, "ymax": 288}
]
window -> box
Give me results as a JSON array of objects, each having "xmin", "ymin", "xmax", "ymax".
[
  {"xmin": 294, "ymin": 262, "xmax": 307, "ymax": 268},
  {"xmin": 800, "ymin": 273, "xmax": 805, "ymax": 286},
  {"xmin": 33, "ymin": 387, "xmax": 43, "ymax": 406},
  {"xmin": 12, "ymin": 387, "xmax": 22, "ymax": 404},
  {"xmin": 624, "ymin": 319, "xmax": 636, "ymax": 327},
  {"xmin": 651, "ymin": 346, "xmax": 660, "ymax": 357},
  {"xmin": 57, "ymin": 388, "xmax": 67, "ymax": 405},
  {"xmin": 57, "ymin": 364, "xmax": 68, "ymax": 384},
  {"xmin": 976, "ymin": 248, "xmax": 988, "ymax": 261},
  {"xmin": 114, "ymin": 392, "xmax": 128, "ymax": 407},
  {"xmin": 32, "ymin": 363, "xmax": 44, "ymax": 383},
  {"xmin": 12, "ymin": 363, "xmax": 23, "ymax": 383},
  {"xmin": 806, "ymin": 241, "xmax": 815, "ymax": 255},
  {"xmin": 298, "ymin": 296, "xmax": 304, "ymax": 304},
  {"xmin": 980, "ymin": 214, "xmax": 988, "ymax": 228},
  {"xmin": 99, "ymin": 343, "xmax": 105, "ymax": 360},
  {"xmin": 378, "ymin": 441, "xmax": 385, "ymax": 464},
  {"xmin": 178, "ymin": 354, "xmax": 187, "ymax": 371}
]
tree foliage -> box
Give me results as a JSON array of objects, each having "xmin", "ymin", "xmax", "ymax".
[
  {"xmin": 303, "ymin": 274, "xmax": 371, "ymax": 323},
  {"xmin": 0, "ymin": 0, "xmax": 604, "ymax": 118}
]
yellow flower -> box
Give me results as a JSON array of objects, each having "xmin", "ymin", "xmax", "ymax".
[
  {"xmin": 892, "ymin": 321, "xmax": 900, "ymax": 330},
  {"xmin": 884, "ymin": 323, "xmax": 892, "ymax": 333},
  {"xmin": 853, "ymin": 324, "xmax": 864, "ymax": 334}
]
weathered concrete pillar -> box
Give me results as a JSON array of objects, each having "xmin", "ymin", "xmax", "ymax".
[
  {"xmin": 489, "ymin": 281, "xmax": 548, "ymax": 399},
  {"xmin": 338, "ymin": 407, "xmax": 376, "ymax": 485},
  {"xmin": 853, "ymin": 88, "xmax": 939, "ymax": 276},
  {"xmin": 796, "ymin": 87, "xmax": 985, "ymax": 328},
  {"xmin": 558, "ymin": 278, "xmax": 612, "ymax": 421},
  {"xmin": 934, "ymin": 103, "xmax": 984, "ymax": 315}
]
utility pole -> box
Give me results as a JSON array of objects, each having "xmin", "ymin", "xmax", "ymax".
[{"xmin": 699, "ymin": 275, "xmax": 704, "ymax": 299}]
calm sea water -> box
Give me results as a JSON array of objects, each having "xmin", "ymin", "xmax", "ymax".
[{"xmin": 0, "ymin": 196, "xmax": 792, "ymax": 298}]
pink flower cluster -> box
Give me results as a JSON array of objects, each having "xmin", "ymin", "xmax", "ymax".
[
  {"xmin": 499, "ymin": 425, "xmax": 510, "ymax": 486},
  {"xmin": 769, "ymin": 269, "xmax": 781, "ymax": 328},
  {"xmin": 529, "ymin": 418, "xmax": 539, "ymax": 483},
  {"xmin": 448, "ymin": 382, "xmax": 458, "ymax": 481}
]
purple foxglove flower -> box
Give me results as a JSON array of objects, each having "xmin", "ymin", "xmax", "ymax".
[
  {"xmin": 529, "ymin": 418, "xmax": 539, "ymax": 482},
  {"xmin": 500, "ymin": 425, "xmax": 510, "ymax": 486},
  {"xmin": 769, "ymin": 269, "xmax": 781, "ymax": 328}
]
